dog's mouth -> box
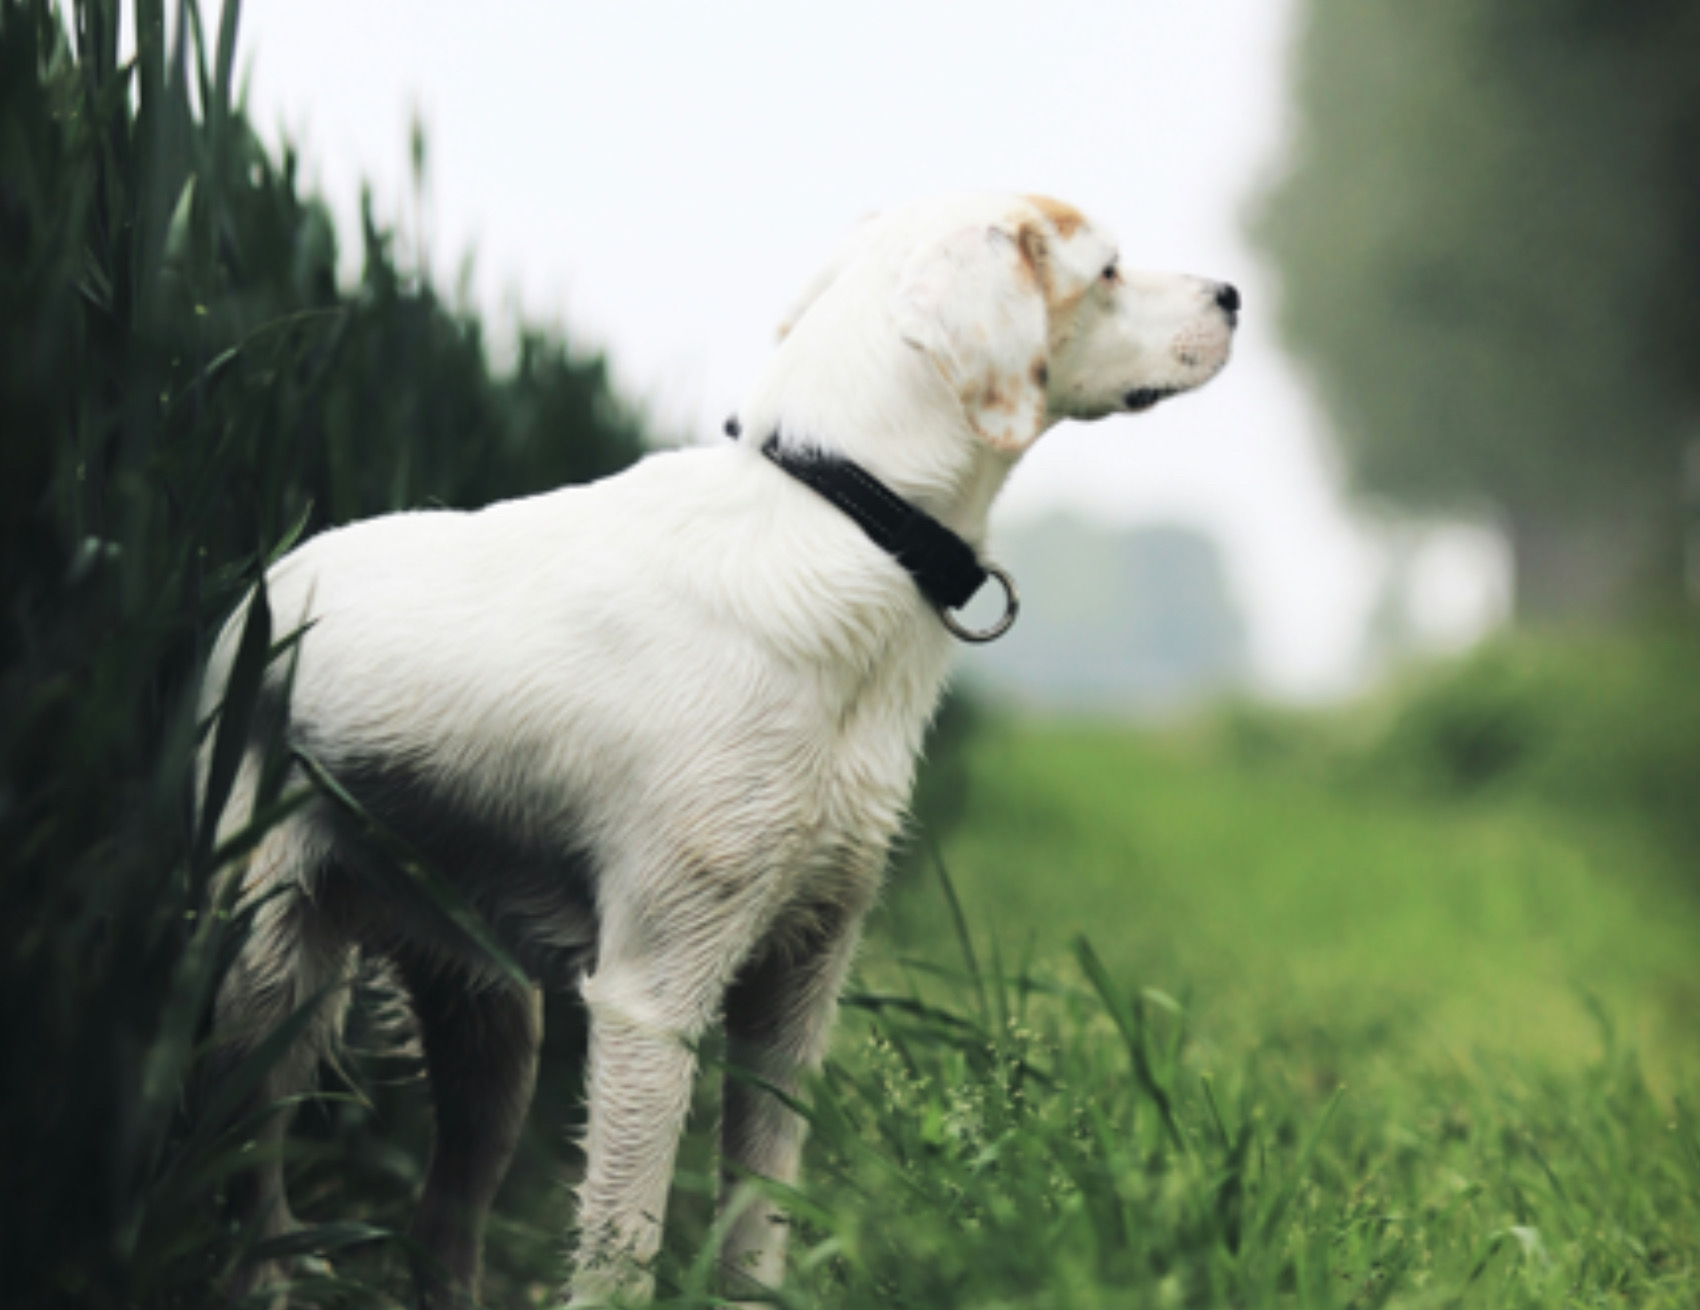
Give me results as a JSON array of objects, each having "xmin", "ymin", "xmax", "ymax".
[{"xmin": 1123, "ymin": 386, "xmax": 1179, "ymax": 413}]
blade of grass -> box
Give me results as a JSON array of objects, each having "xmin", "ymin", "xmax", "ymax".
[
  {"xmin": 890, "ymin": 955, "xmax": 1070, "ymax": 997},
  {"xmin": 841, "ymin": 991, "xmax": 983, "ymax": 1034},
  {"xmin": 165, "ymin": 970, "xmax": 346, "ymax": 1179},
  {"xmin": 292, "ymin": 746, "xmax": 528, "ymax": 989},
  {"xmin": 194, "ymin": 573, "xmax": 270, "ymax": 872},
  {"xmin": 1213, "ymin": 1120, "xmax": 1254, "ymax": 1256},
  {"xmin": 929, "ymin": 836, "xmax": 987, "ymax": 1025},
  {"xmin": 211, "ymin": 0, "xmax": 240, "ymax": 129},
  {"xmin": 1255, "ymin": 1084, "xmax": 1344, "ymax": 1244},
  {"xmin": 247, "ymin": 1220, "xmax": 390, "ymax": 1264},
  {"xmin": 264, "ymin": 497, "xmax": 314, "ymax": 568},
  {"xmin": 1073, "ymin": 934, "xmax": 1186, "ymax": 1155},
  {"xmin": 1201, "ymin": 1072, "xmax": 1232, "ymax": 1149},
  {"xmin": 205, "ymin": 784, "xmax": 316, "ymax": 871},
  {"xmin": 987, "ymin": 930, "xmax": 1010, "ymax": 1034}
]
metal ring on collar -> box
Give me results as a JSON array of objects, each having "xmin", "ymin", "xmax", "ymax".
[{"xmin": 940, "ymin": 564, "xmax": 1020, "ymax": 644}]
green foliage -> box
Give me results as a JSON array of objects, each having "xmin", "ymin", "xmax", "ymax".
[
  {"xmin": 0, "ymin": 1, "xmax": 644, "ymax": 1303},
  {"xmin": 463, "ymin": 878, "xmax": 1698, "ymax": 1309},
  {"xmin": 756, "ymin": 709, "xmax": 1700, "ymax": 1309},
  {"xmin": 1216, "ymin": 623, "xmax": 1700, "ymax": 870},
  {"xmin": 1363, "ymin": 631, "xmax": 1700, "ymax": 845},
  {"xmin": 1255, "ymin": 0, "xmax": 1700, "ymax": 615},
  {"xmin": 754, "ymin": 947, "xmax": 1699, "ymax": 1309},
  {"xmin": 905, "ymin": 711, "xmax": 1699, "ymax": 1078}
]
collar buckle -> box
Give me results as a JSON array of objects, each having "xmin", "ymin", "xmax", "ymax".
[{"xmin": 940, "ymin": 564, "xmax": 1020, "ymax": 643}]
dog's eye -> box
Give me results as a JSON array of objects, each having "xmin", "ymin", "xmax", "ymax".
[{"xmin": 1101, "ymin": 263, "xmax": 1118, "ymax": 283}]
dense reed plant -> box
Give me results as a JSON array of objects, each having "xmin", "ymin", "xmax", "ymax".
[{"xmin": 0, "ymin": 1, "xmax": 645, "ymax": 1303}]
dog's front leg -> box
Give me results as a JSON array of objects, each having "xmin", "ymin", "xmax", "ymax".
[
  {"xmin": 717, "ymin": 910, "xmax": 865, "ymax": 1299},
  {"xmin": 568, "ymin": 914, "xmax": 759, "ymax": 1306}
]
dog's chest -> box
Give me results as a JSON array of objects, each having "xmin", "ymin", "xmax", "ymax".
[
  {"xmin": 747, "ymin": 687, "xmax": 931, "ymax": 952},
  {"xmin": 780, "ymin": 641, "xmax": 948, "ymax": 881}
]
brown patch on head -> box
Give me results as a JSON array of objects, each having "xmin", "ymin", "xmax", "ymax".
[
  {"xmin": 976, "ymin": 377, "xmax": 1019, "ymax": 415},
  {"xmin": 1011, "ymin": 224, "xmax": 1042, "ymax": 287},
  {"xmin": 1023, "ymin": 194, "xmax": 1086, "ymax": 239},
  {"xmin": 1016, "ymin": 222, "xmax": 1056, "ymax": 302}
]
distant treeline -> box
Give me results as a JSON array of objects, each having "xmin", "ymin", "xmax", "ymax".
[
  {"xmin": 1258, "ymin": 0, "xmax": 1700, "ymax": 621},
  {"xmin": 0, "ymin": 1, "xmax": 646, "ymax": 1302}
]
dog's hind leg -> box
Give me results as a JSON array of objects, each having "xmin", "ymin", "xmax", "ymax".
[
  {"xmin": 210, "ymin": 822, "xmax": 354, "ymax": 1302},
  {"xmin": 395, "ymin": 953, "xmax": 543, "ymax": 1310},
  {"xmin": 717, "ymin": 911, "xmax": 864, "ymax": 1298}
]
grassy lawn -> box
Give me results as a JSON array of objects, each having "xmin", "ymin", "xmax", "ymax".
[
  {"xmin": 722, "ymin": 716, "xmax": 1700, "ymax": 1310},
  {"xmin": 877, "ymin": 721, "xmax": 1700, "ymax": 1081},
  {"xmin": 182, "ymin": 689, "xmax": 1700, "ymax": 1309}
]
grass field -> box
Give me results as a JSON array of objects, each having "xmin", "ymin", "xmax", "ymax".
[
  {"xmin": 883, "ymin": 718, "xmax": 1700, "ymax": 1081},
  {"xmin": 276, "ymin": 700, "xmax": 1699, "ymax": 1308},
  {"xmin": 662, "ymin": 709, "xmax": 1700, "ymax": 1309},
  {"xmin": 319, "ymin": 695, "xmax": 1700, "ymax": 1308}
]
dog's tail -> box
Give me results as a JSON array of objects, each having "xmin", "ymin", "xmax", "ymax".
[
  {"xmin": 198, "ymin": 568, "xmax": 353, "ymax": 1074},
  {"xmin": 205, "ymin": 747, "xmax": 422, "ymax": 1108},
  {"xmin": 198, "ymin": 578, "xmax": 419, "ymax": 1112},
  {"xmin": 206, "ymin": 749, "xmax": 359, "ymax": 1093}
]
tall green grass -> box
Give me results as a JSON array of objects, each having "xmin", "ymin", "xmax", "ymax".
[
  {"xmin": 1, "ymin": 2, "xmax": 643, "ymax": 1303},
  {"xmin": 471, "ymin": 696, "xmax": 1698, "ymax": 1308},
  {"xmin": 634, "ymin": 702, "xmax": 1700, "ymax": 1308},
  {"xmin": 752, "ymin": 924, "xmax": 1699, "ymax": 1309},
  {"xmin": 766, "ymin": 695, "xmax": 1699, "ymax": 1310}
]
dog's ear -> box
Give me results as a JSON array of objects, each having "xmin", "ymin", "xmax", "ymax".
[
  {"xmin": 892, "ymin": 223, "xmax": 1050, "ymax": 453},
  {"xmin": 776, "ymin": 211, "xmax": 884, "ymax": 342}
]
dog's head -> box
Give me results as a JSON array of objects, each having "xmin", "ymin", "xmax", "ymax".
[{"xmin": 778, "ymin": 194, "xmax": 1237, "ymax": 455}]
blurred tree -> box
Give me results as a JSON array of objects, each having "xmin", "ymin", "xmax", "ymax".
[
  {"xmin": 1256, "ymin": 0, "xmax": 1700, "ymax": 621},
  {"xmin": 976, "ymin": 515, "xmax": 1249, "ymax": 714}
]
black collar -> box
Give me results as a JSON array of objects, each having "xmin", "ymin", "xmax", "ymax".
[{"xmin": 750, "ymin": 430, "xmax": 1019, "ymax": 643}]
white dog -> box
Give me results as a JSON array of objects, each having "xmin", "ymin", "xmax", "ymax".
[{"xmin": 204, "ymin": 192, "xmax": 1237, "ymax": 1306}]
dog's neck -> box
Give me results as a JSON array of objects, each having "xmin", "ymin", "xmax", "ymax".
[{"xmin": 737, "ymin": 301, "xmax": 1041, "ymax": 548}]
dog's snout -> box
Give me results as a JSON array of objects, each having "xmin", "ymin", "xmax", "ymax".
[{"xmin": 1214, "ymin": 283, "xmax": 1241, "ymax": 316}]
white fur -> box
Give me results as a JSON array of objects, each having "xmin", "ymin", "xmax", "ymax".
[{"xmin": 203, "ymin": 192, "xmax": 1236, "ymax": 1306}]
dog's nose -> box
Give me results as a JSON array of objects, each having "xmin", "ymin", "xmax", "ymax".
[{"xmin": 1215, "ymin": 283, "xmax": 1241, "ymax": 315}]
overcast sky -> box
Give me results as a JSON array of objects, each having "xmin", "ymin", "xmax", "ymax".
[{"xmin": 215, "ymin": 0, "xmax": 1507, "ymax": 698}]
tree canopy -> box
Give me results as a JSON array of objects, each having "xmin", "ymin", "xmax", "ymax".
[{"xmin": 1256, "ymin": 0, "xmax": 1700, "ymax": 618}]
